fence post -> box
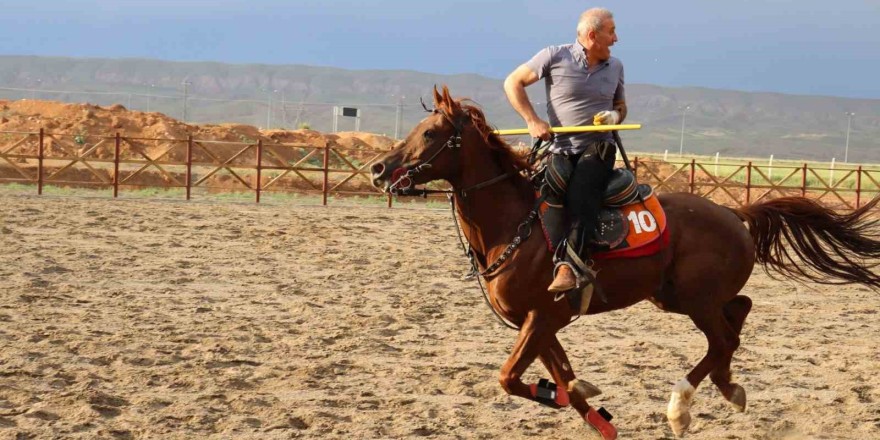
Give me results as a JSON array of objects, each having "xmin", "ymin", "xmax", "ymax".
[
  {"xmin": 255, "ymin": 140, "xmax": 263, "ymax": 203},
  {"xmin": 746, "ymin": 161, "xmax": 752, "ymax": 204},
  {"xmin": 37, "ymin": 128, "xmax": 44, "ymax": 195},
  {"xmin": 856, "ymin": 165, "xmax": 862, "ymax": 209},
  {"xmin": 113, "ymin": 132, "xmax": 121, "ymax": 198},
  {"xmin": 322, "ymin": 143, "xmax": 330, "ymax": 206},
  {"xmin": 689, "ymin": 159, "xmax": 696, "ymax": 194},
  {"xmin": 387, "ymin": 193, "xmax": 392, "ymax": 208},
  {"xmin": 801, "ymin": 163, "xmax": 807, "ymax": 197},
  {"xmin": 186, "ymin": 135, "xmax": 193, "ymax": 201}
]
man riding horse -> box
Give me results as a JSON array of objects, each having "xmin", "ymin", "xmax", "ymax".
[{"xmin": 503, "ymin": 7, "xmax": 626, "ymax": 297}]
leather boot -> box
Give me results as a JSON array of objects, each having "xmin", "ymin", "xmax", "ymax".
[{"xmin": 548, "ymin": 264, "xmax": 578, "ymax": 293}]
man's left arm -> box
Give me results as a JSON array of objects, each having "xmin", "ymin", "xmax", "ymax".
[
  {"xmin": 613, "ymin": 100, "xmax": 627, "ymax": 123},
  {"xmin": 594, "ymin": 63, "xmax": 627, "ymax": 125},
  {"xmin": 613, "ymin": 63, "xmax": 626, "ymax": 123}
]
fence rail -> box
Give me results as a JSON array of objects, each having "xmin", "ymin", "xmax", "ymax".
[
  {"xmin": 2, "ymin": 130, "xmax": 878, "ymax": 209},
  {"xmin": 629, "ymin": 157, "xmax": 879, "ymax": 210}
]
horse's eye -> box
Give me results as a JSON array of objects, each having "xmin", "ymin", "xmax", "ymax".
[{"xmin": 423, "ymin": 130, "xmax": 434, "ymax": 140}]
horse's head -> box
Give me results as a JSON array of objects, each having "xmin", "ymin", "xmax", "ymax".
[{"xmin": 371, "ymin": 86, "xmax": 474, "ymax": 193}]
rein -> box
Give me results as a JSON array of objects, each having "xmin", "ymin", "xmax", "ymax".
[
  {"xmin": 389, "ymin": 106, "xmax": 549, "ymax": 329},
  {"xmin": 450, "ymin": 139, "xmax": 549, "ymax": 330},
  {"xmin": 389, "ymin": 116, "xmax": 631, "ymax": 329},
  {"xmin": 460, "ymin": 193, "xmax": 545, "ymax": 278}
]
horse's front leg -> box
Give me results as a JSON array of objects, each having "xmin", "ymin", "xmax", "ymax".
[
  {"xmin": 498, "ymin": 310, "xmax": 565, "ymax": 405},
  {"xmin": 540, "ymin": 336, "xmax": 618, "ymax": 440}
]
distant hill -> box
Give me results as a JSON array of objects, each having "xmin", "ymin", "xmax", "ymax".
[{"xmin": 0, "ymin": 55, "xmax": 877, "ymax": 162}]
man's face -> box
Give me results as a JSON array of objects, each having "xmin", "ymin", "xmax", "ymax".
[{"xmin": 589, "ymin": 18, "xmax": 617, "ymax": 61}]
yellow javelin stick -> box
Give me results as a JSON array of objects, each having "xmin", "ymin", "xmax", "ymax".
[{"xmin": 493, "ymin": 123, "xmax": 641, "ymax": 136}]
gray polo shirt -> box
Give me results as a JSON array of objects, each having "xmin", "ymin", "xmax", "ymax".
[{"xmin": 525, "ymin": 40, "xmax": 625, "ymax": 154}]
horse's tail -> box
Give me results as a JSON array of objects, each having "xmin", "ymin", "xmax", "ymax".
[{"xmin": 732, "ymin": 196, "xmax": 880, "ymax": 289}]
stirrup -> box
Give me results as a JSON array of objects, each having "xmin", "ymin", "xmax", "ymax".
[
  {"xmin": 576, "ymin": 266, "xmax": 599, "ymax": 315},
  {"xmin": 552, "ymin": 262, "xmax": 599, "ymax": 313},
  {"xmin": 565, "ymin": 243, "xmax": 607, "ymax": 305}
]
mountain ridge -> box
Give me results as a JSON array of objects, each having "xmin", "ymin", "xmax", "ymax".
[{"xmin": 1, "ymin": 55, "xmax": 876, "ymax": 162}]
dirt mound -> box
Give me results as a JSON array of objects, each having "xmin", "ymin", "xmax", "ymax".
[
  {"xmin": 0, "ymin": 99, "xmax": 396, "ymax": 194},
  {"xmin": 0, "ymin": 99, "xmax": 393, "ymax": 155},
  {"xmin": 333, "ymin": 131, "xmax": 396, "ymax": 150}
]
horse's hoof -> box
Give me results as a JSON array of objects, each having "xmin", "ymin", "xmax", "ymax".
[
  {"xmin": 667, "ymin": 379, "xmax": 695, "ymax": 438},
  {"xmin": 668, "ymin": 412, "xmax": 691, "ymax": 438},
  {"xmin": 568, "ymin": 379, "xmax": 602, "ymax": 400},
  {"xmin": 727, "ymin": 384, "xmax": 746, "ymax": 412}
]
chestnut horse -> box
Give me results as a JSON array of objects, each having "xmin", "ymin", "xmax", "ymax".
[{"xmin": 370, "ymin": 87, "xmax": 880, "ymax": 438}]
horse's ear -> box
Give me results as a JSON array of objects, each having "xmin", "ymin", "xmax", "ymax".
[
  {"xmin": 441, "ymin": 85, "xmax": 462, "ymax": 116},
  {"xmin": 432, "ymin": 86, "xmax": 442, "ymax": 108},
  {"xmin": 441, "ymin": 86, "xmax": 452, "ymax": 107}
]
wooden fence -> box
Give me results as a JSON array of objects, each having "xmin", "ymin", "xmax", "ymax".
[
  {"xmin": 1, "ymin": 130, "xmax": 878, "ymax": 210},
  {"xmin": 633, "ymin": 157, "xmax": 880, "ymax": 210},
  {"xmin": 0, "ymin": 129, "xmax": 389, "ymax": 205}
]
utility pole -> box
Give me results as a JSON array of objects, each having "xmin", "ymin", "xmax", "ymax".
[
  {"xmin": 679, "ymin": 105, "xmax": 690, "ymax": 156},
  {"xmin": 844, "ymin": 112, "xmax": 855, "ymax": 163},
  {"xmin": 264, "ymin": 89, "xmax": 279, "ymax": 129},
  {"xmin": 394, "ymin": 102, "xmax": 401, "ymax": 139},
  {"xmin": 293, "ymin": 86, "xmax": 311, "ymax": 129},
  {"xmin": 280, "ymin": 90, "xmax": 287, "ymax": 129},
  {"xmin": 147, "ymin": 84, "xmax": 155, "ymax": 112},
  {"xmin": 394, "ymin": 95, "xmax": 405, "ymax": 139},
  {"xmin": 182, "ymin": 79, "xmax": 191, "ymax": 123},
  {"xmin": 31, "ymin": 78, "xmax": 42, "ymax": 100}
]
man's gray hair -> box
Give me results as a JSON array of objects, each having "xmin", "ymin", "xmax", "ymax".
[{"xmin": 576, "ymin": 7, "xmax": 613, "ymax": 36}]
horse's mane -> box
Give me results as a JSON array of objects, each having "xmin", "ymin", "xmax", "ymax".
[{"xmin": 433, "ymin": 86, "xmax": 532, "ymax": 173}]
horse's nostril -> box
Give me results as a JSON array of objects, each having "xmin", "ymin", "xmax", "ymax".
[{"xmin": 371, "ymin": 162, "xmax": 385, "ymax": 177}]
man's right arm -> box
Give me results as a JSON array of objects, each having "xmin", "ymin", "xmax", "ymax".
[{"xmin": 503, "ymin": 64, "xmax": 552, "ymax": 140}]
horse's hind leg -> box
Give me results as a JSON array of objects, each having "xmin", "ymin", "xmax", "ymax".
[
  {"xmin": 710, "ymin": 295, "xmax": 752, "ymax": 412},
  {"xmin": 667, "ymin": 305, "xmax": 740, "ymax": 437}
]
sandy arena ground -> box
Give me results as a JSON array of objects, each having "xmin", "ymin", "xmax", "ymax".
[{"xmin": 1, "ymin": 191, "xmax": 879, "ymax": 439}]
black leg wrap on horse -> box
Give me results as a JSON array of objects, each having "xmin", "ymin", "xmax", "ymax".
[
  {"xmin": 597, "ymin": 407, "xmax": 614, "ymax": 422},
  {"xmin": 535, "ymin": 379, "xmax": 557, "ymax": 401},
  {"xmin": 529, "ymin": 378, "xmax": 569, "ymax": 409}
]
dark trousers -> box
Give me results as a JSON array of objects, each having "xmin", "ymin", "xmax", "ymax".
[{"xmin": 563, "ymin": 142, "xmax": 616, "ymax": 261}]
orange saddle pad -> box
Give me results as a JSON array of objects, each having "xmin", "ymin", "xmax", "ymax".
[
  {"xmin": 539, "ymin": 186, "xmax": 669, "ymax": 260},
  {"xmin": 593, "ymin": 190, "xmax": 669, "ymax": 260}
]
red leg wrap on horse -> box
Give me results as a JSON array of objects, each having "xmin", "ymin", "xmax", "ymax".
[{"xmin": 585, "ymin": 407, "xmax": 618, "ymax": 440}]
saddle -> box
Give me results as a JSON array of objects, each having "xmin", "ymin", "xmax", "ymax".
[{"xmin": 539, "ymin": 168, "xmax": 669, "ymax": 260}]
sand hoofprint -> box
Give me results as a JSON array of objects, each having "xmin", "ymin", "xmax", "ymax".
[{"xmin": 1, "ymin": 192, "xmax": 879, "ymax": 439}]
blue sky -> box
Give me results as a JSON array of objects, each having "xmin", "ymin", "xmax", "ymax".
[{"xmin": 2, "ymin": 0, "xmax": 878, "ymax": 98}]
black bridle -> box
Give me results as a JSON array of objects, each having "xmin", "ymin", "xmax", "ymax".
[
  {"xmin": 387, "ymin": 105, "xmax": 538, "ymax": 199},
  {"xmin": 386, "ymin": 106, "xmax": 465, "ymax": 196}
]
